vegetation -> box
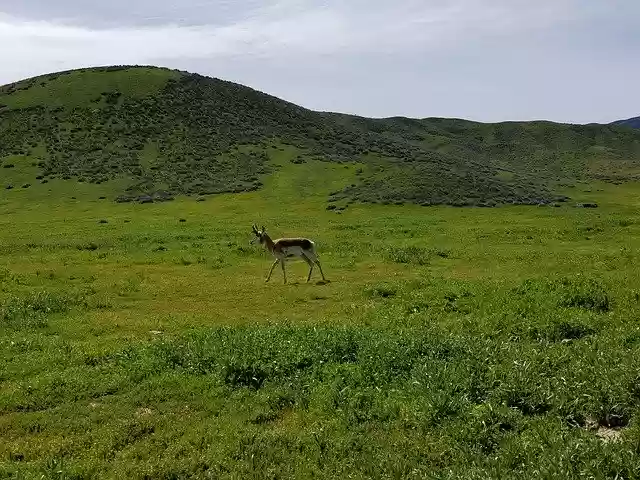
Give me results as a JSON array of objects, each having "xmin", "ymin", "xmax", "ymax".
[
  {"xmin": 2, "ymin": 65, "xmax": 640, "ymax": 478},
  {"xmin": 1, "ymin": 149, "xmax": 640, "ymax": 477},
  {"xmin": 2, "ymin": 66, "xmax": 640, "ymax": 206}
]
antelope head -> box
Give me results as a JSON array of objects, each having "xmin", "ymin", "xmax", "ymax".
[{"xmin": 251, "ymin": 224, "xmax": 267, "ymax": 244}]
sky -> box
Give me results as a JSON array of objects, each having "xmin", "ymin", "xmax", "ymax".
[{"xmin": 0, "ymin": 0, "xmax": 638, "ymax": 124}]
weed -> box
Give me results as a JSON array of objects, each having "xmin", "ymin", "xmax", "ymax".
[
  {"xmin": 557, "ymin": 277, "xmax": 610, "ymax": 312},
  {"xmin": 364, "ymin": 284, "xmax": 398, "ymax": 298},
  {"xmin": 223, "ymin": 364, "xmax": 268, "ymax": 390},
  {"xmin": 385, "ymin": 245, "xmax": 431, "ymax": 265},
  {"xmin": 0, "ymin": 290, "xmax": 84, "ymax": 329},
  {"xmin": 76, "ymin": 242, "xmax": 99, "ymax": 251}
]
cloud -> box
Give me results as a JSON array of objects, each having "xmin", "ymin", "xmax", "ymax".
[
  {"xmin": 0, "ymin": 0, "xmax": 264, "ymax": 27},
  {"xmin": 0, "ymin": 0, "xmax": 592, "ymax": 62},
  {"xmin": 0, "ymin": 0, "xmax": 584, "ymax": 70},
  {"xmin": 0, "ymin": 0, "xmax": 578, "ymax": 29}
]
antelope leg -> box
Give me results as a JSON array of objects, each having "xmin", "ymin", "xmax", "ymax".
[
  {"xmin": 315, "ymin": 260, "xmax": 326, "ymax": 281},
  {"xmin": 302, "ymin": 254, "xmax": 314, "ymax": 282},
  {"xmin": 266, "ymin": 259, "xmax": 279, "ymax": 282}
]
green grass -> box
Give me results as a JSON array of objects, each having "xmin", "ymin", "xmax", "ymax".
[
  {"xmin": 2, "ymin": 66, "xmax": 640, "ymax": 207},
  {"xmin": 1, "ymin": 155, "xmax": 640, "ymax": 478},
  {"xmin": 0, "ymin": 66, "xmax": 178, "ymax": 110}
]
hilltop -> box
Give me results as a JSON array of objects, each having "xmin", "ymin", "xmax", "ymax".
[
  {"xmin": 612, "ymin": 116, "xmax": 640, "ymax": 129},
  {"xmin": 2, "ymin": 65, "xmax": 640, "ymax": 206}
]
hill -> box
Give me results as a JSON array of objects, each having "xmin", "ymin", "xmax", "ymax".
[
  {"xmin": 612, "ymin": 116, "xmax": 640, "ymax": 129},
  {"xmin": 2, "ymin": 65, "xmax": 640, "ymax": 206}
]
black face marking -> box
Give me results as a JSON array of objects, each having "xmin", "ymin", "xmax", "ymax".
[{"xmin": 252, "ymin": 229, "xmax": 268, "ymax": 245}]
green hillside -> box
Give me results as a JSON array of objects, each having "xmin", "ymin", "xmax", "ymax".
[{"xmin": 2, "ymin": 65, "xmax": 640, "ymax": 206}]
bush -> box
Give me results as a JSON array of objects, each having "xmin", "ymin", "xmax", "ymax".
[
  {"xmin": 364, "ymin": 284, "xmax": 398, "ymax": 298},
  {"xmin": 557, "ymin": 277, "xmax": 610, "ymax": 312},
  {"xmin": 385, "ymin": 246, "xmax": 432, "ymax": 265},
  {"xmin": 0, "ymin": 291, "xmax": 85, "ymax": 330}
]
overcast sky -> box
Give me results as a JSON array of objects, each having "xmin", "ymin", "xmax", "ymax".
[{"xmin": 0, "ymin": 0, "xmax": 638, "ymax": 123}]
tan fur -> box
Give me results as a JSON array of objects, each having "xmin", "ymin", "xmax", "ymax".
[{"xmin": 252, "ymin": 225, "xmax": 326, "ymax": 284}]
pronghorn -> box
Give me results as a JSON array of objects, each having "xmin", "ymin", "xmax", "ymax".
[{"xmin": 251, "ymin": 224, "xmax": 327, "ymax": 284}]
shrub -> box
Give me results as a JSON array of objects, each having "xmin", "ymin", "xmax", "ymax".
[
  {"xmin": 385, "ymin": 246, "xmax": 436, "ymax": 265},
  {"xmin": 557, "ymin": 278, "xmax": 610, "ymax": 312},
  {"xmin": 364, "ymin": 284, "xmax": 397, "ymax": 298},
  {"xmin": 0, "ymin": 291, "xmax": 84, "ymax": 330},
  {"xmin": 77, "ymin": 242, "xmax": 99, "ymax": 251}
]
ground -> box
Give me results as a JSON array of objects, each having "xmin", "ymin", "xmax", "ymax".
[{"xmin": 1, "ymin": 154, "xmax": 640, "ymax": 479}]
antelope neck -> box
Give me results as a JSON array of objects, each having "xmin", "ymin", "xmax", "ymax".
[{"xmin": 263, "ymin": 233, "xmax": 276, "ymax": 252}]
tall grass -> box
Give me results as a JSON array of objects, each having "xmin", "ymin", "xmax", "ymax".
[
  {"xmin": 2, "ymin": 323, "xmax": 639, "ymax": 478},
  {"xmin": 0, "ymin": 290, "xmax": 85, "ymax": 329}
]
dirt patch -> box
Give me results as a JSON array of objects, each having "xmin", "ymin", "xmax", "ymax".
[
  {"xmin": 584, "ymin": 417, "xmax": 625, "ymax": 443},
  {"xmin": 596, "ymin": 426, "xmax": 624, "ymax": 443}
]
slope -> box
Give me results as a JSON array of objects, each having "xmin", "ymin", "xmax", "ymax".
[
  {"xmin": 2, "ymin": 66, "xmax": 640, "ymax": 206},
  {"xmin": 612, "ymin": 117, "xmax": 640, "ymax": 129}
]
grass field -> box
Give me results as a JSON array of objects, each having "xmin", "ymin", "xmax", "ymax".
[{"xmin": 2, "ymin": 153, "xmax": 640, "ymax": 479}]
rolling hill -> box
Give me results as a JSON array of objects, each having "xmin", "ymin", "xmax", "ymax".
[
  {"xmin": 612, "ymin": 116, "xmax": 640, "ymax": 129},
  {"xmin": 2, "ymin": 65, "xmax": 640, "ymax": 206}
]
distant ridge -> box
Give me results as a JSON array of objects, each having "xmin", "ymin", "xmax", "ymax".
[{"xmin": 611, "ymin": 117, "xmax": 640, "ymax": 129}]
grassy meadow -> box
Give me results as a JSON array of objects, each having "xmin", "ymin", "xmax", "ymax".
[{"xmin": 2, "ymin": 152, "xmax": 640, "ymax": 479}]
